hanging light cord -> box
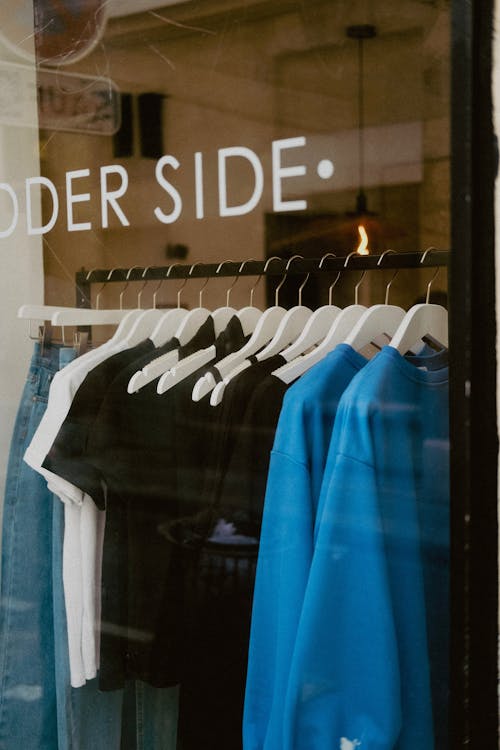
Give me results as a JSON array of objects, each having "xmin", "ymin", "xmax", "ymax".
[{"xmin": 358, "ymin": 36, "xmax": 365, "ymax": 197}]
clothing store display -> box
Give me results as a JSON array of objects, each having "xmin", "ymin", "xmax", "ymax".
[
  {"xmin": 43, "ymin": 317, "xmax": 249, "ymax": 690},
  {"xmin": 2, "ymin": 255, "xmax": 450, "ymax": 750}
]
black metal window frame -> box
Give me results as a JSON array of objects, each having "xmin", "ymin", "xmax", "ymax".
[{"xmin": 450, "ymin": 0, "xmax": 498, "ymax": 745}]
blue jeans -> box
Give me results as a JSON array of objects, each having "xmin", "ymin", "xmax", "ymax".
[
  {"xmin": 0, "ymin": 342, "xmax": 179, "ymax": 749},
  {"xmin": 0, "ymin": 343, "xmax": 77, "ymax": 748},
  {"xmin": 121, "ymin": 681, "xmax": 180, "ymax": 750}
]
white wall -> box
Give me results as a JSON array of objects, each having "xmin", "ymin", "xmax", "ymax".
[{"xmin": 0, "ymin": 29, "xmax": 44, "ymax": 546}]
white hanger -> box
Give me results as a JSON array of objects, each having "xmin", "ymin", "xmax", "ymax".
[
  {"xmin": 94, "ymin": 268, "xmax": 156, "ymax": 350},
  {"xmin": 127, "ymin": 264, "xmax": 207, "ymax": 393},
  {"xmin": 191, "ymin": 256, "xmax": 285, "ymax": 402},
  {"xmin": 209, "ymin": 255, "xmax": 312, "ymax": 405},
  {"xmin": 75, "ymin": 269, "xmax": 149, "ymax": 353},
  {"xmin": 389, "ymin": 303, "xmax": 448, "ymax": 353},
  {"xmin": 88, "ymin": 267, "xmax": 164, "ymax": 348},
  {"xmin": 111, "ymin": 267, "xmax": 187, "ymax": 359},
  {"xmin": 155, "ymin": 260, "xmax": 262, "ymax": 395},
  {"xmin": 51, "ymin": 308, "xmax": 134, "ymax": 326},
  {"xmin": 55, "ymin": 265, "xmax": 156, "ymax": 329},
  {"xmin": 343, "ymin": 250, "xmax": 405, "ymax": 351},
  {"xmin": 274, "ymin": 254, "xmax": 341, "ymax": 363},
  {"xmin": 274, "ymin": 305, "xmax": 367, "ymax": 383},
  {"xmin": 148, "ymin": 266, "xmax": 190, "ymax": 347},
  {"xmin": 169, "ymin": 266, "xmax": 212, "ymax": 346},
  {"xmin": 19, "ymin": 267, "xmax": 141, "ymax": 345},
  {"xmin": 274, "ymin": 254, "xmax": 364, "ymax": 384},
  {"xmin": 219, "ymin": 259, "xmax": 262, "ymax": 335},
  {"xmin": 18, "ymin": 266, "xmax": 132, "ymax": 325},
  {"xmin": 18, "ymin": 304, "xmax": 86, "ymax": 321},
  {"xmin": 157, "ymin": 263, "xmax": 235, "ymax": 395},
  {"xmin": 389, "ymin": 250, "xmax": 448, "ymax": 353}
]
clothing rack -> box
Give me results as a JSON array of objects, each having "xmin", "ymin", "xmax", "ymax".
[{"xmin": 75, "ymin": 250, "xmax": 449, "ymax": 308}]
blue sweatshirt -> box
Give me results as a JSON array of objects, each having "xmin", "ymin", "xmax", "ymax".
[
  {"xmin": 244, "ymin": 344, "xmax": 369, "ymax": 750},
  {"xmin": 282, "ymin": 346, "xmax": 449, "ymax": 750}
]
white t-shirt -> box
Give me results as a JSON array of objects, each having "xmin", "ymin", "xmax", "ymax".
[{"xmin": 24, "ymin": 338, "xmax": 129, "ymax": 687}]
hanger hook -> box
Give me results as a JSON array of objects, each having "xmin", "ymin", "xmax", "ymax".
[
  {"xmin": 253, "ymin": 256, "xmax": 281, "ymax": 306},
  {"xmin": 319, "ymin": 253, "xmax": 339, "ymax": 305},
  {"xmin": 377, "ymin": 249, "xmax": 399, "ymax": 305},
  {"xmin": 297, "ymin": 267, "xmax": 310, "ymax": 306},
  {"xmin": 166, "ymin": 263, "xmax": 187, "ymax": 309},
  {"xmin": 420, "ymin": 247, "xmax": 440, "ymax": 304},
  {"xmin": 95, "ymin": 267, "xmax": 119, "ymax": 310},
  {"xmin": 215, "ymin": 260, "xmax": 238, "ymax": 306},
  {"xmin": 84, "ymin": 267, "xmax": 98, "ymax": 310},
  {"xmin": 189, "ymin": 263, "xmax": 210, "ymax": 307},
  {"xmin": 119, "ymin": 266, "xmax": 141, "ymax": 310},
  {"xmin": 263, "ymin": 255, "xmax": 282, "ymax": 273},
  {"xmin": 238, "ymin": 259, "xmax": 256, "ymax": 305},
  {"xmin": 344, "ymin": 251, "xmax": 366, "ymax": 305},
  {"xmin": 125, "ymin": 266, "xmax": 141, "ymax": 281},
  {"xmin": 152, "ymin": 277, "xmax": 164, "ymax": 310},
  {"xmin": 275, "ymin": 254, "xmax": 304, "ymax": 306},
  {"xmin": 137, "ymin": 267, "xmax": 151, "ymax": 310}
]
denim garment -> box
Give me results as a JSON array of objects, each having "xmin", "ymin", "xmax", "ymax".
[
  {"xmin": 0, "ymin": 343, "xmax": 76, "ymax": 749},
  {"xmin": 121, "ymin": 682, "xmax": 179, "ymax": 750},
  {"xmin": 52, "ymin": 500, "xmax": 125, "ymax": 750}
]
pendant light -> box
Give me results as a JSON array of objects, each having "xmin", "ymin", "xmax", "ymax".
[{"xmin": 345, "ymin": 24, "xmax": 377, "ymax": 254}]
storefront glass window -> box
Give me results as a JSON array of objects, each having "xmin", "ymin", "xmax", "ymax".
[{"xmin": 0, "ymin": 1, "xmax": 463, "ymax": 748}]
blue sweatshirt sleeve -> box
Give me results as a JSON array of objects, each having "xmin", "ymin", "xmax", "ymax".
[
  {"xmin": 282, "ymin": 452, "xmax": 403, "ymax": 750},
  {"xmin": 244, "ymin": 450, "xmax": 314, "ymax": 750}
]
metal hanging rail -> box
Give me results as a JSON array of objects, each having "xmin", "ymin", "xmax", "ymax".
[{"xmin": 75, "ymin": 249, "xmax": 449, "ymax": 308}]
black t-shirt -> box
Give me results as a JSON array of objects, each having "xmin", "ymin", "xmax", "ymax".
[
  {"xmin": 175, "ymin": 365, "xmax": 292, "ymax": 750},
  {"xmin": 42, "ymin": 338, "xmax": 157, "ymax": 503},
  {"xmin": 216, "ymin": 372, "xmax": 290, "ymax": 535},
  {"xmin": 54, "ymin": 315, "xmax": 251, "ymax": 690},
  {"xmin": 199, "ymin": 354, "xmax": 287, "ymax": 524}
]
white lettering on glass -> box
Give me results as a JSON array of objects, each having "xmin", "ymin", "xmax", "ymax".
[
  {"xmin": 194, "ymin": 151, "xmax": 204, "ymax": 220},
  {"xmin": 66, "ymin": 169, "xmax": 92, "ymax": 232},
  {"xmin": 100, "ymin": 165, "xmax": 130, "ymax": 228},
  {"xmin": 26, "ymin": 177, "xmax": 59, "ymax": 236},
  {"xmin": 0, "ymin": 183, "xmax": 18, "ymax": 238},
  {"xmin": 218, "ymin": 146, "xmax": 264, "ymax": 217},
  {"xmin": 0, "ymin": 135, "xmax": 325, "ymax": 239},
  {"xmin": 272, "ymin": 136, "xmax": 307, "ymax": 212},
  {"xmin": 154, "ymin": 155, "xmax": 182, "ymax": 224}
]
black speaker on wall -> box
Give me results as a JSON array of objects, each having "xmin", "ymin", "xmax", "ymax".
[
  {"xmin": 113, "ymin": 93, "xmax": 133, "ymax": 158},
  {"xmin": 138, "ymin": 92, "xmax": 165, "ymax": 159}
]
